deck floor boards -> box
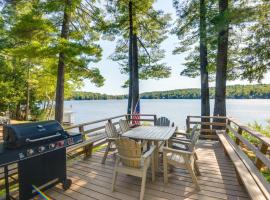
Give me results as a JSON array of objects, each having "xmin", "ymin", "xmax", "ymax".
[{"xmin": 47, "ymin": 140, "xmax": 250, "ymax": 200}]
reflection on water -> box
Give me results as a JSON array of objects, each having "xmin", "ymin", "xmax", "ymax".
[{"xmin": 65, "ymin": 99, "xmax": 270, "ymax": 128}]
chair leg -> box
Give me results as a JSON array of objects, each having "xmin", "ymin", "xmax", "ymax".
[
  {"xmin": 163, "ymin": 154, "xmax": 168, "ymax": 184},
  {"xmin": 102, "ymin": 141, "xmax": 111, "ymax": 164},
  {"xmin": 194, "ymin": 152, "xmax": 198, "ymax": 160},
  {"xmin": 151, "ymin": 154, "xmax": 155, "ymax": 182},
  {"xmin": 194, "ymin": 161, "xmax": 201, "ymax": 176},
  {"xmin": 186, "ymin": 164, "xmax": 200, "ymax": 190},
  {"xmin": 111, "ymin": 169, "xmax": 118, "ymax": 192},
  {"xmin": 111, "ymin": 158, "xmax": 119, "ymax": 192},
  {"xmin": 140, "ymin": 169, "xmax": 147, "ymax": 200}
]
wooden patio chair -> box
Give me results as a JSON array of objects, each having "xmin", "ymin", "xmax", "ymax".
[
  {"xmin": 163, "ymin": 131, "xmax": 201, "ymax": 190},
  {"xmin": 170, "ymin": 125, "xmax": 200, "ymax": 160},
  {"xmin": 155, "ymin": 117, "xmax": 171, "ymax": 126},
  {"xmin": 112, "ymin": 138, "xmax": 156, "ymax": 200},
  {"xmin": 119, "ymin": 119, "xmax": 130, "ymax": 133},
  {"xmin": 102, "ymin": 122, "xmax": 119, "ymax": 164},
  {"xmin": 172, "ymin": 124, "xmax": 199, "ymax": 142}
]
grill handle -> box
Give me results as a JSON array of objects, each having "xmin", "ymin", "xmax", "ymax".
[{"xmin": 25, "ymin": 133, "xmax": 62, "ymax": 143}]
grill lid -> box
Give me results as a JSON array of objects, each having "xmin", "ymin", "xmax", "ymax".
[{"xmin": 3, "ymin": 120, "xmax": 67, "ymax": 149}]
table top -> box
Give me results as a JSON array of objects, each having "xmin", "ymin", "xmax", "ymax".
[{"xmin": 122, "ymin": 126, "xmax": 176, "ymax": 141}]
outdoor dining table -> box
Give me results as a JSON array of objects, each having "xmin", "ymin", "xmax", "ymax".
[{"xmin": 122, "ymin": 126, "xmax": 176, "ymax": 172}]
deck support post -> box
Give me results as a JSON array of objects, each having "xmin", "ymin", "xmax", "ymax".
[
  {"xmin": 186, "ymin": 116, "xmax": 190, "ymax": 132},
  {"xmin": 84, "ymin": 143, "xmax": 93, "ymax": 159},
  {"xmin": 154, "ymin": 115, "xmax": 157, "ymax": 125},
  {"xmin": 256, "ymin": 143, "xmax": 268, "ymax": 170},
  {"xmin": 225, "ymin": 119, "xmax": 230, "ymax": 134},
  {"xmin": 235, "ymin": 127, "xmax": 242, "ymax": 145},
  {"xmin": 79, "ymin": 125, "xmax": 91, "ymax": 158}
]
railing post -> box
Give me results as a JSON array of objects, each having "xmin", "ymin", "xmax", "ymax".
[
  {"xmin": 125, "ymin": 114, "xmax": 129, "ymax": 123},
  {"xmin": 154, "ymin": 115, "xmax": 157, "ymax": 126},
  {"xmin": 225, "ymin": 119, "xmax": 230, "ymax": 134},
  {"xmin": 79, "ymin": 125, "xmax": 92, "ymax": 159},
  {"xmin": 186, "ymin": 116, "xmax": 190, "ymax": 132},
  {"xmin": 256, "ymin": 143, "xmax": 268, "ymax": 170},
  {"xmin": 79, "ymin": 125, "xmax": 85, "ymax": 140},
  {"xmin": 236, "ymin": 127, "xmax": 242, "ymax": 145}
]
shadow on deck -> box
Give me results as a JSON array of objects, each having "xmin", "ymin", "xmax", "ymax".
[{"xmin": 47, "ymin": 140, "xmax": 249, "ymax": 200}]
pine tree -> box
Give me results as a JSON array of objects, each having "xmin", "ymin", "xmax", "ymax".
[
  {"xmin": 40, "ymin": 0, "xmax": 106, "ymax": 123},
  {"xmin": 106, "ymin": 0, "xmax": 171, "ymax": 113},
  {"xmin": 173, "ymin": 0, "xmax": 212, "ymax": 124},
  {"xmin": 213, "ymin": 0, "xmax": 229, "ymax": 118},
  {"xmin": 0, "ymin": 0, "xmax": 105, "ymax": 120}
]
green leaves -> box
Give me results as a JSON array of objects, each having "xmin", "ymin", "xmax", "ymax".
[
  {"xmin": 0, "ymin": 0, "xmax": 105, "ymax": 119},
  {"xmin": 106, "ymin": 0, "xmax": 171, "ymax": 82}
]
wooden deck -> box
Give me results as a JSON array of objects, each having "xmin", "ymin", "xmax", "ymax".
[{"xmin": 46, "ymin": 140, "xmax": 250, "ymax": 200}]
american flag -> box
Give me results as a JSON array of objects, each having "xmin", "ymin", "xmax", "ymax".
[{"xmin": 132, "ymin": 99, "xmax": 140, "ymax": 125}]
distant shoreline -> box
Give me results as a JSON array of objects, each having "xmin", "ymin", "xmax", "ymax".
[
  {"xmin": 70, "ymin": 84, "xmax": 270, "ymax": 100},
  {"xmin": 67, "ymin": 98, "xmax": 270, "ymax": 100}
]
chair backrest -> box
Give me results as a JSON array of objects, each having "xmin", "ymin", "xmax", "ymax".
[
  {"xmin": 115, "ymin": 138, "xmax": 142, "ymax": 168},
  {"xmin": 105, "ymin": 122, "xmax": 118, "ymax": 138},
  {"xmin": 119, "ymin": 119, "xmax": 130, "ymax": 133},
  {"xmin": 187, "ymin": 130, "xmax": 200, "ymax": 152},
  {"xmin": 187, "ymin": 124, "xmax": 199, "ymax": 139},
  {"xmin": 156, "ymin": 117, "xmax": 170, "ymax": 126}
]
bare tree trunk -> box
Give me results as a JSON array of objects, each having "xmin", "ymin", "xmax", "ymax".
[
  {"xmin": 55, "ymin": 0, "xmax": 71, "ymax": 124},
  {"xmin": 131, "ymin": 33, "xmax": 139, "ymax": 112},
  {"xmin": 16, "ymin": 103, "xmax": 21, "ymax": 120},
  {"xmin": 200, "ymin": 0, "xmax": 210, "ymax": 130},
  {"xmin": 127, "ymin": 1, "xmax": 133, "ymax": 116},
  {"xmin": 25, "ymin": 66, "xmax": 30, "ymax": 121},
  {"xmin": 214, "ymin": 0, "xmax": 229, "ymax": 125}
]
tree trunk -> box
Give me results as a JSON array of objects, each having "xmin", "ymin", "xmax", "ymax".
[
  {"xmin": 214, "ymin": 0, "xmax": 229, "ymax": 124},
  {"xmin": 55, "ymin": 0, "xmax": 71, "ymax": 124},
  {"xmin": 25, "ymin": 66, "xmax": 30, "ymax": 121},
  {"xmin": 200, "ymin": 0, "xmax": 210, "ymax": 130},
  {"xmin": 127, "ymin": 1, "xmax": 133, "ymax": 116},
  {"xmin": 131, "ymin": 33, "xmax": 139, "ymax": 112}
]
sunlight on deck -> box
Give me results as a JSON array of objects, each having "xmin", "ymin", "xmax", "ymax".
[{"xmin": 46, "ymin": 140, "xmax": 249, "ymax": 200}]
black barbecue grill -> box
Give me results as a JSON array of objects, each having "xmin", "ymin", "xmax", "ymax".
[{"xmin": 0, "ymin": 120, "xmax": 83, "ymax": 200}]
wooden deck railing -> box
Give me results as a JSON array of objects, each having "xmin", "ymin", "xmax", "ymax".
[
  {"xmin": 0, "ymin": 114, "xmax": 157, "ymax": 191},
  {"xmin": 186, "ymin": 115, "xmax": 227, "ymax": 139},
  {"xmin": 1, "ymin": 114, "xmax": 269, "ymax": 195},
  {"xmin": 187, "ymin": 115, "xmax": 270, "ymax": 171},
  {"xmin": 226, "ymin": 118, "xmax": 270, "ymax": 171},
  {"xmin": 65, "ymin": 114, "xmax": 157, "ymax": 159}
]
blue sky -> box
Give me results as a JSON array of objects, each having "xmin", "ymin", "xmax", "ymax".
[{"xmin": 82, "ymin": 0, "xmax": 270, "ymax": 95}]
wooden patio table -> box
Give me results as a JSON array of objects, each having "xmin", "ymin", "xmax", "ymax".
[{"xmin": 122, "ymin": 126, "xmax": 176, "ymax": 172}]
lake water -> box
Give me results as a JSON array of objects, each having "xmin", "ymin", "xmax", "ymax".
[{"xmin": 65, "ymin": 99, "xmax": 270, "ymax": 129}]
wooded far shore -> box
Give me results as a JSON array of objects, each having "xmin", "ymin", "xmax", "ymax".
[{"xmin": 71, "ymin": 84, "xmax": 270, "ymax": 100}]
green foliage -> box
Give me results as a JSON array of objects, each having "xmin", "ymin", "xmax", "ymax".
[
  {"xmin": 71, "ymin": 91, "xmax": 125, "ymax": 100},
  {"xmin": 106, "ymin": 0, "xmax": 171, "ymax": 86},
  {"xmin": 0, "ymin": 0, "xmax": 105, "ymax": 119},
  {"xmin": 236, "ymin": 0, "xmax": 270, "ymax": 82},
  {"xmin": 173, "ymin": 0, "xmax": 261, "ymax": 81},
  {"xmin": 71, "ymin": 84, "xmax": 270, "ymax": 100},
  {"xmin": 140, "ymin": 84, "xmax": 270, "ymax": 99}
]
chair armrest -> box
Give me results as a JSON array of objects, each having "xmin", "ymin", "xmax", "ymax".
[
  {"xmin": 142, "ymin": 145, "xmax": 156, "ymax": 159},
  {"xmin": 170, "ymin": 138, "xmax": 191, "ymax": 145},
  {"xmin": 174, "ymin": 131, "xmax": 188, "ymax": 136},
  {"xmin": 163, "ymin": 146, "xmax": 192, "ymax": 156},
  {"xmin": 107, "ymin": 137, "xmax": 117, "ymax": 141}
]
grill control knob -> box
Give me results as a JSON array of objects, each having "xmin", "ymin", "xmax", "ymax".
[
  {"xmin": 49, "ymin": 143, "xmax": 55, "ymax": 149},
  {"xmin": 38, "ymin": 146, "xmax": 45, "ymax": 152},
  {"xmin": 27, "ymin": 149, "xmax": 34, "ymax": 156}
]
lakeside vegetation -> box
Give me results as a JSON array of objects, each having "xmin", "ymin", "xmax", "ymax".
[{"xmin": 71, "ymin": 84, "xmax": 270, "ymax": 100}]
